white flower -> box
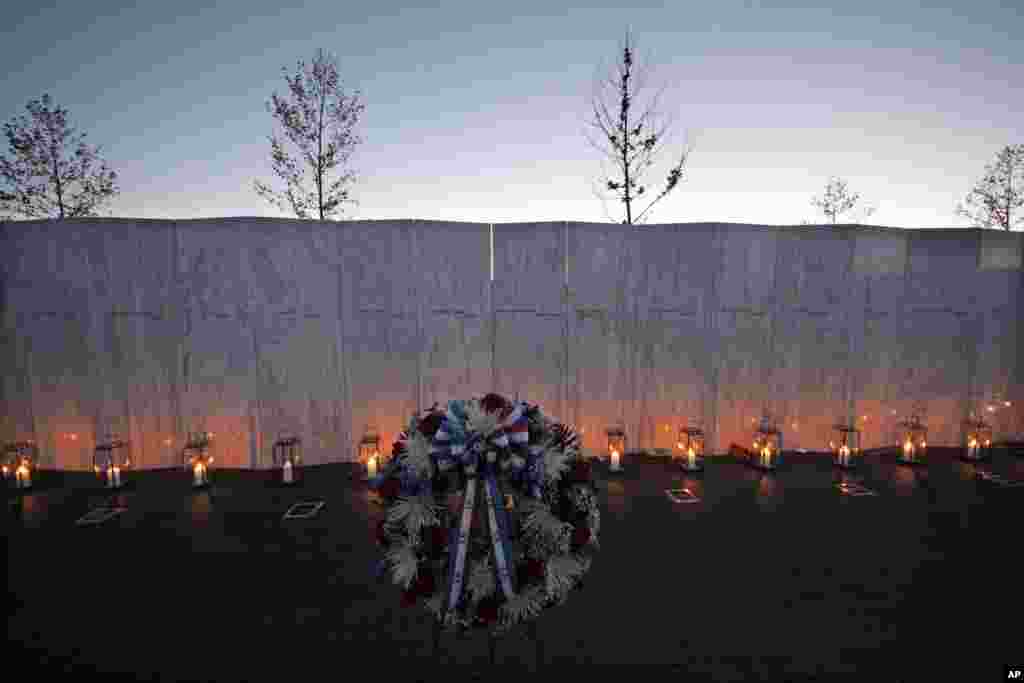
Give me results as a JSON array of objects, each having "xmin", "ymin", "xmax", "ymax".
[
  {"xmin": 542, "ymin": 443, "xmax": 570, "ymax": 483},
  {"xmin": 464, "ymin": 398, "xmax": 500, "ymax": 437},
  {"xmin": 386, "ymin": 541, "xmax": 419, "ymax": 589},
  {"xmin": 546, "ymin": 554, "xmax": 584, "ymax": 599},
  {"xmin": 387, "ymin": 493, "xmax": 440, "ymax": 539},
  {"xmin": 500, "ymin": 584, "xmax": 545, "ymax": 624},
  {"xmin": 522, "ymin": 505, "xmax": 571, "ymax": 554},
  {"xmin": 467, "ymin": 557, "xmax": 496, "ymax": 603},
  {"xmin": 402, "ymin": 432, "xmax": 434, "ymax": 479}
]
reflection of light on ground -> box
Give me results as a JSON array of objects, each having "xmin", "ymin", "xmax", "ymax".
[
  {"xmin": 676, "ymin": 477, "xmax": 703, "ymax": 498},
  {"xmin": 606, "ymin": 480, "xmax": 626, "ymax": 496},
  {"xmin": 20, "ymin": 494, "xmax": 37, "ymax": 518},
  {"xmin": 891, "ymin": 465, "xmax": 926, "ymax": 492},
  {"xmin": 190, "ymin": 491, "xmax": 213, "ymax": 521},
  {"xmin": 956, "ymin": 462, "xmax": 979, "ymax": 480},
  {"xmin": 837, "ymin": 471, "xmax": 861, "ymax": 487}
]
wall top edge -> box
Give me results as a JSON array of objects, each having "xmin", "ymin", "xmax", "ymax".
[{"xmin": 0, "ymin": 217, "xmax": 1020, "ymax": 239}]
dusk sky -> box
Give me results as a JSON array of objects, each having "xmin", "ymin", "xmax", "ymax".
[{"xmin": 2, "ymin": 0, "xmax": 1020, "ymax": 227}]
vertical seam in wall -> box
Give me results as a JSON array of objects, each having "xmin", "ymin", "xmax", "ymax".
[
  {"xmin": 710, "ymin": 224, "xmax": 723, "ymax": 454},
  {"xmin": 563, "ymin": 221, "xmax": 569, "ymax": 421},
  {"xmin": 490, "ymin": 224, "xmax": 497, "ymax": 393},
  {"xmin": 766, "ymin": 229, "xmax": 781, "ymax": 419},
  {"xmin": 846, "ymin": 229, "xmax": 856, "ymax": 428}
]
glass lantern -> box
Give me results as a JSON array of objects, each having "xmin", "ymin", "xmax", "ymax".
[
  {"xmin": 183, "ymin": 431, "xmax": 215, "ymax": 488},
  {"xmin": 898, "ymin": 416, "xmax": 927, "ymax": 465},
  {"xmin": 93, "ymin": 435, "xmax": 131, "ymax": 489},
  {"xmin": 605, "ymin": 427, "xmax": 626, "ymax": 472},
  {"xmin": 4, "ymin": 441, "xmax": 37, "ymax": 490},
  {"xmin": 359, "ymin": 429, "xmax": 381, "ymax": 479},
  {"xmin": 751, "ymin": 416, "xmax": 783, "ymax": 470},
  {"xmin": 676, "ymin": 426, "xmax": 704, "ymax": 472},
  {"xmin": 962, "ymin": 417, "xmax": 993, "ymax": 462},
  {"xmin": 830, "ymin": 425, "xmax": 860, "ymax": 469},
  {"xmin": 273, "ymin": 433, "xmax": 302, "ymax": 485}
]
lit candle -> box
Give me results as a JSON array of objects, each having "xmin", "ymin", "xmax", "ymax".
[
  {"xmin": 839, "ymin": 444, "xmax": 850, "ymax": 466},
  {"xmin": 687, "ymin": 446, "xmax": 696, "ymax": 469},
  {"xmin": 106, "ymin": 465, "xmax": 115, "ymax": 487},
  {"xmin": 367, "ymin": 452, "xmax": 378, "ymax": 478},
  {"xmin": 193, "ymin": 461, "xmax": 206, "ymax": 486},
  {"xmin": 283, "ymin": 458, "xmax": 294, "ymax": 484},
  {"xmin": 610, "ymin": 449, "xmax": 621, "ymax": 472},
  {"xmin": 903, "ymin": 439, "xmax": 913, "ymax": 461},
  {"xmin": 16, "ymin": 464, "xmax": 30, "ymax": 488},
  {"xmin": 761, "ymin": 446, "xmax": 771, "ymax": 468},
  {"xmin": 112, "ymin": 466, "xmax": 121, "ymax": 488}
]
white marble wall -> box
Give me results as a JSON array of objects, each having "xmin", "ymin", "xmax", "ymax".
[{"xmin": 1, "ymin": 218, "xmax": 1021, "ymax": 468}]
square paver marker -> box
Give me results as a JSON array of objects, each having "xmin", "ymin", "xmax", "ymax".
[
  {"xmin": 665, "ymin": 488, "xmax": 701, "ymax": 504},
  {"xmin": 837, "ymin": 482, "xmax": 878, "ymax": 497},
  {"xmin": 282, "ymin": 501, "xmax": 326, "ymax": 520},
  {"xmin": 76, "ymin": 507, "xmax": 127, "ymax": 526},
  {"xmin": 976, "ymin": 470, "xmax": 1024, "ymax": 488}
]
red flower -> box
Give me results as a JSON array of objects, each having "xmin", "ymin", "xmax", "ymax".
[
  {"xmin": 376, "ymin": 520, "xmax": 390, "ymax": 547},
  {"xmin": 413, "ymin": 569, "xmax": 436, "ymax": 596},
  {"xmin": 421, "ymin": 524, "xmax": 447, "ymax": 558},
  {"xmin": 400, "ymin": 587, "xmax": 418, "ymax": 608},
  {"xmin": 480, "ymin": 393, "xmax": 510, "ymax": 415},
  {"xmin": 418, "ymin": 412, "xmax": 444, "ymax": 439},
  {"xmin": 571, "ymin": 524, "xmax": 591, "ymax": 549},
  {"xmin": 517, "ymin": 557, "xmax": 546, "ymax": 586},
  {"xmin": 378, "ymin": 477, "xmax": 400, "ymax": 501},
  {"xmin": 568, "ymin": 460, "xmax": 592, "ymax": 484},
  {"xmin": 476, "ymin": 595, "xmax": 500, "ymax": 624}
]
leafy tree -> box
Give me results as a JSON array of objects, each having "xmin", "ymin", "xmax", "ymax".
[
  {"xmin": 811, "ymin": 177, "xmax": 869, "ymax": 224},
  {"xmin": 0, "ymin": 94, "xmax": 119, "ymax": 219},
  {"xmin": 254, "ymin": 48, "xmax": 365, "ymax": 220},
  {"xmin": 584, "ymin": 30, "xmax": 690, "ymax": 225},
  {"xmin": 956, "ymin": 144, "xmax": 1024, "ymax": 231}
]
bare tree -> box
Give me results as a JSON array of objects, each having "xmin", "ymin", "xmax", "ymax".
[
  {"xmin": 584, "ymin": 30, "xmax": 690, "ymax": 225},
  {"xmin": 956, "ymin": 144, "xmax": 1024, "ymax": 231},
  {"xmin": 0, "ymin": 94, "xmax": 119, "ymax": 220},
  {"xmin": 254, "ymin": 48, "xmax": 365, "ymax": 220},
  {"xmin": 811, "ymin": 177, "xmax": 869, "ymax": 224}
]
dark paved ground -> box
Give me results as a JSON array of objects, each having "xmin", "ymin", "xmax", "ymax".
[{"xmin": 6, "ymin": 448, "xmax": 1023, "ymax": 682}]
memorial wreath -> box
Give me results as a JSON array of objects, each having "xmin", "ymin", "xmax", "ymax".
[{"xmin": 370, "ymin": 393, "xmax": 600, "ymax": 632}]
